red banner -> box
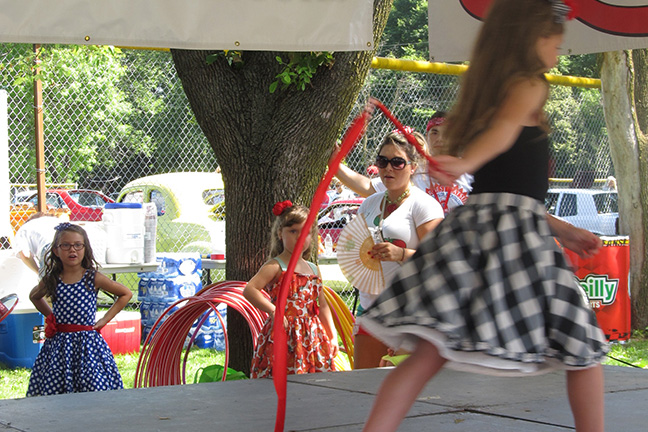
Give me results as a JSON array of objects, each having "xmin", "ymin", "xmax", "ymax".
[{"xmin": 564, "ymin": 236, "xmax": 631, "ymax": 342}]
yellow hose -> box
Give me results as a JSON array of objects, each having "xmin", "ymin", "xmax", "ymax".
[{"xmin": 323, "ymin": 286, "xmax": 355, "ymax": 369}]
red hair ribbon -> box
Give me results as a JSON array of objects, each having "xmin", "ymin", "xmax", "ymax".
[
  {"xmin": 390, "ymin": 125, "xmax": 415, "ymax": 136},
  {"xmin": 272, "ymin": 200, "xmax": 293, "ymax": 216}
]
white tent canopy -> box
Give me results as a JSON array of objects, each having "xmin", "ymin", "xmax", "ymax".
[
  {"xmin": 0, "ymin": 0, "xmax": 374, "ymax": 51},
  {"xmin": 429, "ymin": 0, "xmax": 648, "ymax": 62}
]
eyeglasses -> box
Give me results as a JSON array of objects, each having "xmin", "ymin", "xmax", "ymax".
[
  {"xmin": 375, "ymin": 155, "xmax": 412, "ymax": 170},
  {"xmin": 57, "ymin": 243, "xmax": 85, "ymax": 251}
]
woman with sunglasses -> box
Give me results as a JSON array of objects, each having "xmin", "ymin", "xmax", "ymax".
[
  {"xmin": 333, "ymin": 112, "xmax": 473, "ymax": 214},
  {"xmin": 353, "ymin": 130, "xmax": 444, "ymax": 369}
]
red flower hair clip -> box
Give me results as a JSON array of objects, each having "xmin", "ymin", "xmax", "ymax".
[
  {"xmin": 272, "ymin": 200, "xmax": 293, "ymax": 216},
  {"xmin": 391, "ymin": 125, "xmax": 415, "ymax": 136}
]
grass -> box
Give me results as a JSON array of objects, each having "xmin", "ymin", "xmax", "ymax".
[
  {"xmin": 2, "ymin": 331, "xmax": 645, "ymax": 401},
  {"xmin": 0, "ymin": 347, "xmax": 226, "ymax": 400},
  {"xmin": 603, "ymin": 331, "xmax": 648, "ymax": 369}
]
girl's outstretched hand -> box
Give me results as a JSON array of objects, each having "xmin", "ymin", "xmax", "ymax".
[
  {"xmin": 560, "ymin": 227, "xmax": 602, "ymax": 259},
  {"xmin": 548, "ymin": 215, "xmax": 602, "ymax": 259}
]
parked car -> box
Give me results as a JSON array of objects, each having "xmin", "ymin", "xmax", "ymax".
[
  {"xmin": 10, "ymin": 189, "xmax": 36, "ymax": 204},
  {"xmin": 25, "ymin": 189, "xmax": 114, "ymax": 221},
  {"xmin": 545, "ymin": 188, "xmax": 619, "ymax": 236},
  {"xmin": 116, "ymin": 172, "xmax": 226, "ymax": 255},
  {"xmin": 9, "ymin": 189, "xmax": 112, "ymax": 233},
  {"xmin": 317, "ymin": 198, "xmax": 364, "ymax": 252}
]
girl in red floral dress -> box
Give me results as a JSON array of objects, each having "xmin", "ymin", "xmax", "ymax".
[{"xmin": 244, "ymin": 201, "xmax": 339, "ymax": 378}]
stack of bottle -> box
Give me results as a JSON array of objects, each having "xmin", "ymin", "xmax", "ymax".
[
  {"xmin": 188, "ymin": 303, "xmax": 228, "ymax": 350},
  {"xmin": 138, "ymin": 252, "xmax": 227, "ymax": 350},
  {"xmin": 139, "ymin": 253, "xmax": 202, "ymax": 343}
]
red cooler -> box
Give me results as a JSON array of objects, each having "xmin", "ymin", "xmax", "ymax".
[
  {"xmin": 98, "ymin": 310, "xmax": 141, "ymax": 355},
  {"xmin": 564, "ymin": 236, "xmax": 631, "ymax": 342}
]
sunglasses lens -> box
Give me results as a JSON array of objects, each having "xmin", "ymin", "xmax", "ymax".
[
  {"xmin": 391, "ymin": 158, "xmax": 406, "ymax": 170},
  {"xmin": 375, "ymin": 156, "xmax": 408, "ymax": 170},
  {"xmin": 375, "ymin": 156, "xmax": 389, "ymax": 168}
]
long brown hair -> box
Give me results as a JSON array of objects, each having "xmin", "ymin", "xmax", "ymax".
[
  {"xmin": 42, "ymin": 223, "xmax": 98, "ymax": 301},
  {"xmin": 445, "ymin": 0, "xmax": 564, "ymax": 156},
  {"xmin": 269, "ymin": 204, "xmax": 316, "ymax": 259}
]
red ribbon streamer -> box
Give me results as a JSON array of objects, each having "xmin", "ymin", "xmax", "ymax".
[
  {"xmin": 272, "ymin": 108, "xmax": 370, "ymax": 432},
  {"xmin": 271, "ymin": 98, "xmax": 432, "ymax": 431}
]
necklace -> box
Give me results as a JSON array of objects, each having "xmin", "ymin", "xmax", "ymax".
[{"xmin": 384, "ymin": 188, "xmax": 410, "ymax": 214}]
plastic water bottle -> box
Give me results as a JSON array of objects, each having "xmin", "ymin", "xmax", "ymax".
[
  {"xmin": 137, "ymin": 277, "xmax": 149, "ymax": 301},
  {"xmin": 324, "ymin": 234, "xmax": 333, "ymax": 257},
  {"xmin": 212, "ymin": 304, "xmax": 227, "ymax": 351},
  {"xmin": 143, "ymin": 202, "xmax": 157, "ymax": 263},
  {"xmin": 140, "ymin": 300, "xmax": 152, "ymax": 326},
  {"xmin": 194, "ymin": 312, "xmax": 213, "ymax": 349}
]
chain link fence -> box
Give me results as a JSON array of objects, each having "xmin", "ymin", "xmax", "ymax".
[{"xmin": 1, "ymin": 44, "xmax": 615, "ymax": 310}]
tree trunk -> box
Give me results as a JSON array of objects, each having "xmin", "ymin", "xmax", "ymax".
[
  {"xmin": 601, "ymin": 50, "xmax": 648, "ymax": 330},
  {"xmin": 171, "ymin": 0, "xmax": 393, "ymax": 374}
]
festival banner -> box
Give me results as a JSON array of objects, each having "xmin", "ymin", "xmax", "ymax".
[
  {"xmin": 564, "ymin": 236, "xmax": 631, "ymax": 342},
  {"xmin": 430, "ymin": 1, "xmax": 648, "ymax": 62},
  {"xmin": 0, "ymin": 0, "xmax": 373, "ymax": 52}
]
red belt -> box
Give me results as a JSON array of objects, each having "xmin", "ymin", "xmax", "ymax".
[{"xmin": 45, "ymin": 314, "xmax": 94, "ymax": 338}]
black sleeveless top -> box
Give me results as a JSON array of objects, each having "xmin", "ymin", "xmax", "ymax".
[{"xmin": 471, "ymin": 126, "xmax": 549, "ymax": 202}]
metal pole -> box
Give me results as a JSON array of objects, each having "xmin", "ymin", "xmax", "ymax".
[{"xmin": 33, "ymin": 44, "xmax": 46, "ymax": 213}]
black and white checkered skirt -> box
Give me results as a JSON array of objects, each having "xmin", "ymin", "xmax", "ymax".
[{"xmin": 358, "ymin": 193, "xmax": 608, "ymax": 375}]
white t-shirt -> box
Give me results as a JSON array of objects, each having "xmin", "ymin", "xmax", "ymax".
[
  {"xmin": 371, "ymin": 171, "xmax": 473, "ymax": 215},
  {"xmin": 357, "ymin": 186, "xmax": 444, "ymax": 309},
  {"xmin": 13, "ymin": 217, "xmax": 62, "ymax": 272}
]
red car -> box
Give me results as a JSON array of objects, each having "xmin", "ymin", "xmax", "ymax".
[
  {"xmin": 317, "ymin": 198, "xmax": 364, "ymax": 253},
  {"xmin": 25, "ymin": 189, "xmax": 114, "ymax": 222}
]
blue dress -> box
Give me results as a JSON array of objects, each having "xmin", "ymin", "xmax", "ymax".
[{"xmin": 27, "ymin": 271, "xmax": 123, "ymax": 396}]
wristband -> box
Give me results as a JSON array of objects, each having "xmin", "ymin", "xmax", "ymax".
[{"xmin": 400, "ymin": 247, "xmax": 406, "ymax": 262}]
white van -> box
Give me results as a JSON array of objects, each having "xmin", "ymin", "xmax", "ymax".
[{"xmin": 545, "ymin": 188, "xmax": 619, "ymax": 236}]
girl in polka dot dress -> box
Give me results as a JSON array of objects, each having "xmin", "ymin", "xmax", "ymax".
[{"xmin": 27, "ymin": 223, "xmax": 132, "ymax": 396}]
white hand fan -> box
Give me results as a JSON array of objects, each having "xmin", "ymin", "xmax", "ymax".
[{"xmin": 336, "ymin": 216, "xmax": 384, "ymax": 295}]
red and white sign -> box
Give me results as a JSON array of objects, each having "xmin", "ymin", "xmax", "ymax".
[
  {"xmin": 429, "ymin": 1, "xmax": 648, "ymax": 62},
  {"xmin": 564, "ymin": 236, "xmax": 631, "ymax": 342}
]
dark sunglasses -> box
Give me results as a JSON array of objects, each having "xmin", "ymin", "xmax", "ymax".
[{"xmin": 375, "ymin": 155, "xmax": 412, "ymax": 170}]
